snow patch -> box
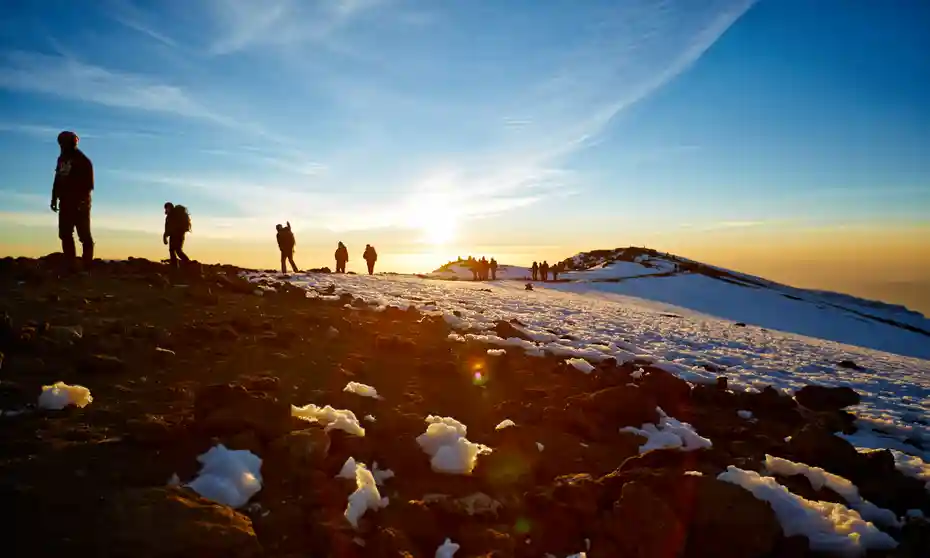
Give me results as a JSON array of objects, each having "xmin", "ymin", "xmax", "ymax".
[
  {"xmin": 737, "ymin": 410, "xmax": 754, "ymax": 420},
  {"xmin": 292, "ymin": 404, "xmax": 365, "ymax": 436},
  {"xmin": 416, "ymin": 416, "xmax": 492, "ymax": 475},
  {"xmin": 566, "ymin": 358, "xmax": 595, "ymax": 374},
  {"xmin": 495, "ymin": 419, "xmax": 516, "ymax": 430},
  {"xmin": 718, "ymin": 466, "xmax": 897, "ymax": 556},
  {"xmin": 487, "ymin": 348, "xmax": 507, "ymax": 356},
  {"xmin": 621, "ymin": 409, "xmax": 712, "ymax": 453},
  {"xmin": 763, "ymin": 455, "xmax": 900, "ymax": 527},
  {"xmin": 435, "ymin": 537, "xmax": 460, "ymax": 558},
  {"xmin": 38, "ymin": 381, "xmax": 93, "ymax": 410},
  {"xmin": 344, "ymin": 381, "xmax": 383, "ymax": 400},
  {"xmin": 889, "ymin": 449, "xmax": 930, "ymax": 491},
  {"xmin": 187, "ymin": 444, "xmax": 263, "ymax": 508},
  {"xmin": 337, "ymin": 457, "xmax": 359, "ymax": 479},
  {"xmin": 344, "ymin": 460, "xmax": 389, "ymax": 528}
]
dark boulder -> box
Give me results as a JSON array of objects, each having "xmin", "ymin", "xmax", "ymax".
[
  {"xmin": 494, "ymin": 320, "xmax": 532, "ymax": 341},
  {"xmin": 794, "ymin": 385, "xmax": 860, "ymax": 411},
  {"xmin": 569, "ymin": 385, "xmax": 660, "ymax": 432},
  {"xmin": 638, "ymin": 368, "xmax": 692, "ymax": 416},
  {"xmin": 194, "ymin": 383, "xmax": 292, "ymax": 441},
  {"xmin": 98, "ymin": 487, "xmax": 262, "ymax": 558}
]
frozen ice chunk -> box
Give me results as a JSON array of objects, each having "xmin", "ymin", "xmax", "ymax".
[{"xmin": 38, "ymin": 381, "xmax": 93, "ymax": 410}]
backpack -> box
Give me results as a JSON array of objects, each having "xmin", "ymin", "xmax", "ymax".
[{"xmin": 171, "ymin": 205, "xmax": 192, "ymax": 233}]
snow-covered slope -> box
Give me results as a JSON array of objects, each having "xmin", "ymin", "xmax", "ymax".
[
  {"xmin": 245, "ymin": 271, "xmax": 930, "ymax": 467},
  {"xmin": 557, "ymin": 247, "xmax": 930, "ymax": 355}
]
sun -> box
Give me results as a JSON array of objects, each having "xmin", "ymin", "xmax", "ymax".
[
  {"xmin": 421, "ymin": 215, "xmax": 456, "ymax": 245},
  {"xmin": 407, "ymin": 195, "xmax": 458, "ymax": 245}
]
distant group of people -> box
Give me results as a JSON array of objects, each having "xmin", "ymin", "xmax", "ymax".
[
  {"xmin": 49, "ymin": 130, "xmax": 380, "ymax": 276},
  {"xmin": 463, "ymin": 256, "xmax": 499, "ymax": 281},
  {"xmin": 531, "ymin": 260, "xmax": 565, "ymax": 282}
]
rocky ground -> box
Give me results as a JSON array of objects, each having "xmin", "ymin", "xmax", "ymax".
[{"xmin": 0, "ymin": 256, "xmax": 928, "ymax": 558}]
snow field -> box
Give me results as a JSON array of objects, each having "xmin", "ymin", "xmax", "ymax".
[{"xmin": 245, "ymin": 271, "xmax": 930, "ymax": 466}]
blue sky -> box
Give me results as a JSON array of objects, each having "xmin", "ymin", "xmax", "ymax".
[{"xmin": 1, "ymin": 0, "xmax": 929, "ymax": 269}]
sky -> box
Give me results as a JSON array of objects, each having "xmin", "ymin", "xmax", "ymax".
[{"xmin": 1, "ymin": 1, "xmax": 929, "ymax": 312}]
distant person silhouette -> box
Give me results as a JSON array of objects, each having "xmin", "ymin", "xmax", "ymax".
[
  {"xmin": 334, "ymin": 241, "xmax": 349, "ymax": 273},
  {"xmin": 276, "ymin": 222, "xmax": 298, "ymax": 274},
  {"xmin": 470, "ymin": 259, "xmax": 479, "ymax": 281},
  {"xmin": 540, "ymin": 261, "xmax": 550, "ymax": 281},
  {"xmin": 479, "ymin": 257, "xmax": 489, "ymax": 281},
  {"xmin": 551, "ymin": 262, "xmax": 561, "ymax": 281},
  {"xmin": 531, "ymin": 261, "xmax": 539, "ymax": 281},
  {"xmin": 163, "ymin": 202, "xmax": 192, "ymax": 269},
  {"xmin": 489, "ymin": 258, "xmax": 499, "ymax": 280},
  {"xmin": 363, "ymin": 244, "xmax": 378, "ymax": 275},
  {"xmin": 51, "ymin": 131, "xmax": 94, "ymax": 269}
]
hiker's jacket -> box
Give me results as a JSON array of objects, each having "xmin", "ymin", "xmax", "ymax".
[
  {"xmin": 277, "ymin": 227, "xmax": 296, "ymax": 251},
  {"xmin": 164, "ymin": 207, "xmax": 190, "ymax": 236},
  {"xmin": 52, "ymin": 149, "xmax": 94, "ymax": 208}
]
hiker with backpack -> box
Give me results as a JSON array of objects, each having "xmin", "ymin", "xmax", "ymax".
[
  {"xmin": 163, "ymin": 202, "xmax": 191, "ymax": 269},
  {"xmin": 334, "ymin": 241, "xmax": 349, "ymax": 273},
  {"xmin": 363, "ymin": 244, "xmax": 378, "ymax": 275},
  {"xmin": 276, "ymin": 222, "xmax": 299, "ymax": 274},
  {"xmin": 51, "ymin": 131, "xmax": 95, "ymax": 269}
]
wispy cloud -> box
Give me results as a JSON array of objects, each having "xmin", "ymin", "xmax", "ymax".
[
  {"xmin": 0, "ymin": 51, "xmax": 225, "ymax": 123},
  {"xmin": 680, "ymin": 220, "xmax": 774, "ymax": 232},
  {"xmin": 0, "ymin": 121, "xmax": 170, "ymax": 142},
  {"xmin": 106, "ymin": 0, "xmax": 178, "ymax": 48},
  {"xmin": 0, "ymin": 122, "xmax": 65, "ymax": 139},
  {"xmin": 204, "ymin": 0, "xmax": 387, "ymax": 56},
  {"xmin": 715, "ymin": 220, "xmax": 768, "ymax": 228}
]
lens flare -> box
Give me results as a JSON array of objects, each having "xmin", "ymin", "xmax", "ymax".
[{"xmin": 469, "ymin": 359, "xmax": 489, "ymax": 386}]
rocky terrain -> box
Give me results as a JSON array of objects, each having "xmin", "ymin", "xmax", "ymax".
[{"xmin": 0, "ymin": 255, "xmax": 928, "ymax": 558}]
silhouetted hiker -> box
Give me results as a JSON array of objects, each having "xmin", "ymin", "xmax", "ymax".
[
  {"xmin": 531, "ymin": 261, "xmax": 539, "ymax": 281},
  {"xmin": 334, "ymin": 241, "xmax": 349, "ymax": 273},
  {"xmin": 363, "ymin": 244, "xmax": 378, "ymax": 275},
  {"xmin": 551, "ymin": 262, "xmax": 561, "ymax": 281},
  {"xmin": 470, "ymin": 259, "xmax": 479, "ymax": 281},
  {"xmin": 276, "ymin": 222, "xmax": 298, "ymax": 274},
  {"xmin": 489, "ymin": 258, "xmax": 499, "ymax": 280},
  {"xmin": 479, "ymin": 257, "xmax": 489, "ymax": 281},
  {"xmin": 51, "ymin": 131, "xmax": 94, "ymax": 269},
  {"xmin": 540, "ymin": 261, "xmax": 550, "ymax": 281},
  {"xmin": 163, "ymin": 202, "xmax": 191, "ymax": 269}
]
